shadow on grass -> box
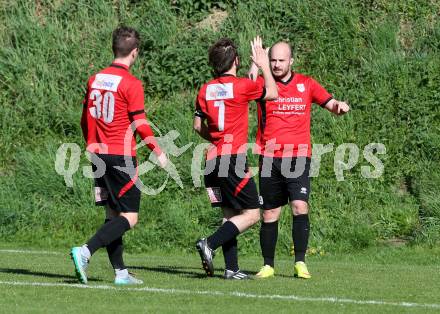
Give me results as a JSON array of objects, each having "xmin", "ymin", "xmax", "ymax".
[
  {"xmin": 128, "ymin": 265, "xmax": 294, "ymax": 279},
  {"xmin": 128, "ymin": 265, "xmax": 224, "ymax": 279},
  {"xmin": 0, "ymin": 268, "xmax": 102, "ymax": 282},
  {"xmin": 128, "ymin": 265, "xmax": 293, "ymax": 279}
]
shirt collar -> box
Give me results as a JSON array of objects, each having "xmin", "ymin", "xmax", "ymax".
[
  {"xmin": 110, "ymin": 63, "xmax": 129, "ymax": 70},
  {"xmin": 277, "ymin": 71, "xmax": 295, "ymax": 85}
]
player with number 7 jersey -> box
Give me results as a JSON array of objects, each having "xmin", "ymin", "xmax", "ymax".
[
  {"xmin": 195, "ymin": 74, "xmax": 266, "ymax": 161},
  {"xmin": 193, "ymin": 37, "xmax": 278, "ymax": 279}
]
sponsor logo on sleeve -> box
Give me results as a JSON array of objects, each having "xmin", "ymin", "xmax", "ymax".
[
  {"xmin": 91, "ymin": 74, "xmax": 123, "ymax": 92},
  {"xmin": 206, "ymin": 83, "xmax": 234, "ymax": 100}
]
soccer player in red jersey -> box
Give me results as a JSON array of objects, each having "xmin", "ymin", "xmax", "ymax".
[
  {"xmin": 194, "ymin": 38, "xmax": 278, "ymax": 279},
  {"xmin": 248, "ymin": 38, "xmax": 349, "ymax": 279},
  {"xmin": 70, "ymin": 26, "xmax": 167, "ymax": 285}
]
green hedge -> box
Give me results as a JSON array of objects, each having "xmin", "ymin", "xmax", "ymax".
[{"xmin": 0, "ymin": 0, "xmax": 438, "ymax": 253}]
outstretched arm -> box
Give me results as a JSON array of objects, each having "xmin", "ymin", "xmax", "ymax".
[
  {"xmin": 130, "ymin": 112, "xmax": 168, "ymax": 168},
  {"xmin": 324, "ymin": 99, "xmax": 350, "ymax": 115},
  {"xmin": 126, "ymin": 80, "xmax": 167, "ymax": 168}
]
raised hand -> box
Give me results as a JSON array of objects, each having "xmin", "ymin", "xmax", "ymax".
[
  {"xmin": 250, "ymin": 36, "xmax": 270, "ymax": 70},
  {"xmin": 251, "ymin": 35, "xmax": 263, "ymax": 51}
]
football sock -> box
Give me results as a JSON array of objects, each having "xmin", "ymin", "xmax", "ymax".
[
  {"xmin": 86, "ymin": 216, "xmax": 130, "ymax": 256},
  {"xmin": 104, "ymin": 219, "xmax": 125, "ymax": 270},
  {"xmin": 115, "ymin": 268, "xmax": 128, "ymax": 278},
  {"xmin": 222, "ymin": 237, "xmax": 239, "ymax": 272},
  {"xmin": 207, "ymin": 221, "xmax": 240, "ymax": 250},
  {"xmin": 292, "ymin": 214, "xmax": 309, "ymax": 263},
  {"xmin": 260, "ymin": 221, "xmax": 278, "ymax": 267},
  {"xmin": 80, "ymin": 245, "xmax": 91, "ymax": 260}
]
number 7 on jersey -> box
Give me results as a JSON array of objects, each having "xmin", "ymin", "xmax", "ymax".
[{"xmin": 214, "ymin": 100, "xmax": 225, "ymax": 131}]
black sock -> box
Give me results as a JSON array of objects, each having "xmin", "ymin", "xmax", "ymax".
[
  {"xmin": 86, "ymin": 216, "xmax": 130, "ymax": 256},
  {"xmin": 260, "ymin": 221, "xmax": 278, "ymax": 267},
  {"xmin": 222, "ymin": 237, "xmax": 238, "ymax": 272},
  {"xmin": 207, "ymin": 221, "xmax": 240, "ymax": 250},
  {"xmin": 104, "ymin": 219, "xmax": 125, "ymax": 270},
  {"xmin": 292, "ymin": 214, "xmax": 309, "ymax": 263}
]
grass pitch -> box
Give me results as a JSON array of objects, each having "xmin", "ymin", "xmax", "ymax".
[{"xmin": 0, "ymin": 245, "xmax": 439, "ymax": 313}]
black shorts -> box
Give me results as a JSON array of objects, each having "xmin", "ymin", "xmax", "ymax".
[
  {"xmin": 204, "ymin": 154, "xmax": 260, "ymax": 210},
  {"xmin": 259, "ymin": 156, "xmax": 311, "ymax": 210},
  {"xmin": 91, "ymin": 153, "xmax": 141, "ymax": 213}
]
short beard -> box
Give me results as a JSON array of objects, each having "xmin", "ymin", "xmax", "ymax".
[{"xmin": 272, "ymin": 69, "xmax": 290, "ymax": 81}]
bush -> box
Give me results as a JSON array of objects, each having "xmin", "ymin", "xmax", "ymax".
[{"xmin": 0, "ymin": 0, "xmax": 439, "ymax": 253}]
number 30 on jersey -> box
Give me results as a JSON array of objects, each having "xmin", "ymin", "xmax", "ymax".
[{"xmin": 89, "ymin": 89, "xmax": 115, "ymax": 123}]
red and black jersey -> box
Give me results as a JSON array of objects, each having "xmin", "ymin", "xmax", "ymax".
[
  {"xmin": 256, "ymin": 72, "xmax": 332, "ymax": 157},
  {"xmin": 195, "ymin": 74, "xmax": 265, "ymax": 160},
  {"xmin": 81, "ymin": 63, "xmax": 161, "ymax": 157}
]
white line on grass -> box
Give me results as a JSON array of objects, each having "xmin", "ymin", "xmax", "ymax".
[
  {"xmin": 0, "ymin": 249, "xmax": 62, "ymax": 255},
  {"xmin": 0, "ymin": 280, "xmax": 439, "ymax": 310}
]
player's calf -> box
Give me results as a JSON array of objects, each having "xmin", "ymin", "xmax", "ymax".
[{"xmin": 229, "ymin": 208, "xmax": 260, "ymax": 232}]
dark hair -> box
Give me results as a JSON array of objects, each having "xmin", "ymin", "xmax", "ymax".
[
  {"xmin": 208, "ymin": 38, "xmax": 239, "ymax": 76},
  {"xmin": 112, "ymin": 26, "xmax": 140, "ymax": 58}
]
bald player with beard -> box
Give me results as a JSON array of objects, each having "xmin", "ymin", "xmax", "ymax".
[{"xmin": 248, "ymin": 37, "xmax": 349, "ymax": 279}]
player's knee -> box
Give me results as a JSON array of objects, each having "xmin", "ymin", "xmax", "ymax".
[
  {"xmin": 262, "ymin": 210, "xmax": 272, "ymax": 222},
  {"xmin": 262, "ymin": 208, "xmax": 280, "ymax": 222},
  {"xmin": 120, "ymin": 213, "xmax": 138, "ymax": 228},
  {"xmin": 292, "ymin": 200, "xmax": 308, "ymax": 215}
]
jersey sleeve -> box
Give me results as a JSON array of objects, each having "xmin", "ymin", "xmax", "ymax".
[
  {"xmin": 242, "ymin": 77, "xmax": 266, "ymax": 101},
  {"xmin": 131, "ymin": 112, "xmax": 162, "ymax": 155},
  {"xmin": 310, "ymin": 78, "xmax": 333, "ymax": 106},
  {"xmin": 80, "ymin": 81, "xmax": 91, "ymax": 142},
  {"xmin": 194, "ymin": 87, "xmax": 206, "ymax": 118},
  {"xmin": 126, "ymin": 79, "xmax": 145, "ymax": 115},
  {"xmin": 124, "ymin": 79, "xmax": 162, "ymax": 155}
]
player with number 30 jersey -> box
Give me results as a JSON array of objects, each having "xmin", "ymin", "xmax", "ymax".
[
  {"xmin": 71, "ymin": 27, "xmax": 167, "ymax": 286},
  {"xmin": 82, "ymin": 62, "xmax": 160, "ymax": 157}
]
